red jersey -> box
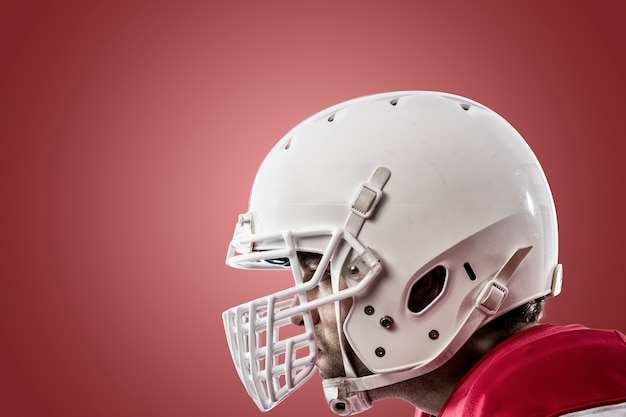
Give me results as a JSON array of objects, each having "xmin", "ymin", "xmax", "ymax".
[{"xmin": 415, "ymin": 324, "xmax": 626, "ymax": 417}]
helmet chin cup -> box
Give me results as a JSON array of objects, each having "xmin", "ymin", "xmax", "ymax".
[{"xmin": 323, "ymin": 378, "xmax": 372, "ymax": 416}]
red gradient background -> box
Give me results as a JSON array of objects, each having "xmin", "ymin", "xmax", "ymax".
[{"xmin": 1, "ymin": 2, "xmax": 625, "ymax": 416}]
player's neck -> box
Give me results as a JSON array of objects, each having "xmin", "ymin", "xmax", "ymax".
[{"xmin": 368, "ymin": 322, "xmax": 539, "ymax": 414}]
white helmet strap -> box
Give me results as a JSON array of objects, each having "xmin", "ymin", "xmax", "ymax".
[
  {"xmin": 325, "ymin": 167, "xmax": 391, "ymax": 415},
  {"xmin": 345, "ymin": 166, "xmax": 391, "ymax": 237}
]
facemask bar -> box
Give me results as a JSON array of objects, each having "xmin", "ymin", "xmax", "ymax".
[{"xmin": 222, "ymin": 226, "xmax": 383, "ymax": 412}]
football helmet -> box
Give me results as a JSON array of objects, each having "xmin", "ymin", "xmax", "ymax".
[{"xmin": 222, "ymin": 91, "xmax": 562, "ymax": 415}]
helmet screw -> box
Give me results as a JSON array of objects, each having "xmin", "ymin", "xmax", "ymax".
[
  {"xmin": 375, "ymin": 347, "xmax": 386, "ymax": 357},
  {"xmin": 364, "ymin": 305, "xmax": 375, "ymax": 315},
  {"xmin": 348, "ymin": 265, "xmax": 359, "ymax": 275},
  {"xmin": 379, "ymin": 316, "xmax": 393, "ymax": 329},
  {"xmin": 429, "ymin": 330, "xmax": 439, "ymax": 340}
]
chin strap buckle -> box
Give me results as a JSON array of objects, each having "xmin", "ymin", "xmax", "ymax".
[
  {"xmin": 475, "ymin": 246, "xmax": 533, "ymax": 316},
  {"xmin": 476, "ymin": 280, "xmax": 509, "ymax": 315},
  {"xmin": 345, "ymin": 167, "xmax": 391, "ymax": 237},
  {"xmin": 323, "ymin": 378, "xmax": 372, "ymax": 416}
]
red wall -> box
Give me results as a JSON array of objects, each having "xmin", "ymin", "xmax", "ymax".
[{"xmin": 1, "ymin": 2, "xmax": 624, "ymax": 416}]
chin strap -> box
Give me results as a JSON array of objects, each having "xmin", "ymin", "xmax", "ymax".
[
  {"xmin": 322, "ymin": 166, "xmax": 391, "ymax": 416},
  {"xmin": 327, "ymin": 246, "xmax": 374, "ymax": 415}
]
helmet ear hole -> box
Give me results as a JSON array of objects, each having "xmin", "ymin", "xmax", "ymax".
[{"xmin": 407, "ymin": 266, "xmax": 447, "ymax": 313}]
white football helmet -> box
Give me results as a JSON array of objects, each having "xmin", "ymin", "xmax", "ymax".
[{"xmin": 222, "ymin": 91, "xmax": 562, "ymax": 415}]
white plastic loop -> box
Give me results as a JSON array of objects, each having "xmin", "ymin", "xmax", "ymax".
[{"xmin": 476, "ymin": 280, "xmax": 509, "ymax": 315}]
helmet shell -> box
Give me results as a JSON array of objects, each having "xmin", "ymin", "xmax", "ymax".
[{"xmin": 246, "ymin": 91, "xmax": 558, "ymax": 373}]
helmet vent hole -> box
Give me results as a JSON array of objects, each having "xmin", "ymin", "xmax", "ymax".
[
  {"xmin": 463, "ymin": 262, "xmax": 477, "ymax": 281},
  {"xmin": 460, "ymin": 103, "xmax": 470, "ymax": 111},
  {"xmin": 327, "ymin": 113, "xmax": 335, "ymax": 122},
  {"xmin": 408, "ymin": 265, "xmax": 446, "ymax": 313},
  {"xmin": 282, "ymin": 137, "xmax": 292, "ymax": 150},
  {"xmin": 389, "ymin": 98, "xmax": 399, "ymax": 106}
]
